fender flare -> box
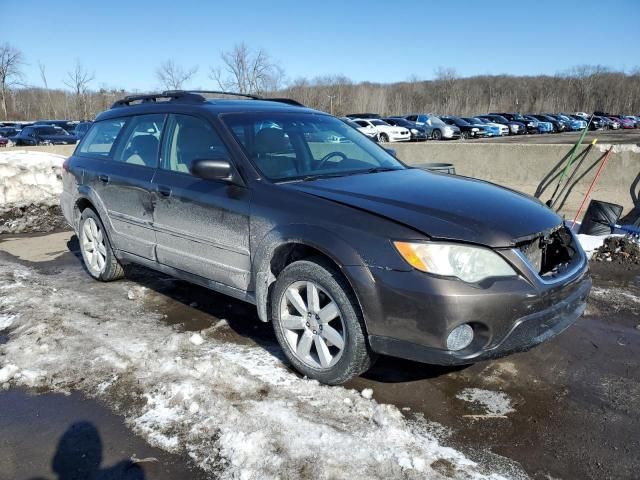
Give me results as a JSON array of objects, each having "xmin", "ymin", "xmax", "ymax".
[{"xmin": 252, "ymin": 224, "xmax": 368, "ymax": 323}]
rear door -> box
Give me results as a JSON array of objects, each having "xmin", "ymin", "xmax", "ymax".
[
  {"xmin": 79, "ymin": 114, "xmax": 165, "ymax": 260},
  {"xmin": 151, "ymin": 113, "xmax": 251, "ymax": 290}
]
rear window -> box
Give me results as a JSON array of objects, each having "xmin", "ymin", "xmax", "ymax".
[{"xmin": 77, "ymin": 119, "xmax": 126, "ymax": 157}]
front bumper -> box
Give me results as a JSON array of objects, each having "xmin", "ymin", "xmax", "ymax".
[{"xmin": 345, "ymin": 239, "xmax": 591, "ymax": 366}]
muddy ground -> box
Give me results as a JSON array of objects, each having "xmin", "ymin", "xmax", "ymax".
[{"xmin": 0, "ymin": 230, "xmax": 638, "ymax": 479}]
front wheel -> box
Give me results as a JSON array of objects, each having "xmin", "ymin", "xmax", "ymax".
[
  {"xmin": 378, "ymin": 133, "xmax": 389, "ymax": 143},
  {"xmin": 79, "ymin": 209, "xmax": 125, "ymax": 281},
  {"xmin": 271, "ymin": 257, "xmax": 375, "ymax": 385},
  {"xmin": 431, "ymin": 129, "xmax": 442, "ymax": 140},
  {"xmin": 461, "ymin": 131, "xmax": 470, "ymax": 140}
]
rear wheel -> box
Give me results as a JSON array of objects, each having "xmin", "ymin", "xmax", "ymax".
[
  {"xmin": 432, "ymin": 129, "xmax": 442, "ymax": 140},
  {"xmin": 79, "ymin": 209, "xmax": 124, "ymax": 281},
  {"xmin": 271, "ymin": 257, "xmax": 375, "ymax": 385}
]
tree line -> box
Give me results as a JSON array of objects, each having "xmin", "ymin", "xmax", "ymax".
[{"xmin": 1, "ymin": 40, "xmax": 639, "ymax": 121}]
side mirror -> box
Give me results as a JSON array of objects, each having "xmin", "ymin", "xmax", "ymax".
[{"xmin": 190, "ymin": 159, "xmax": 234, "ymax": 182}]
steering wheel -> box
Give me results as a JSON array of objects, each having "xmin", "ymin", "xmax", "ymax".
[{"xmin": 317, "ymin": 151, "xmax": 348, "ymax": 170}]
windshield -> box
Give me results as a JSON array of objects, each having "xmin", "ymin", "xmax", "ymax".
[
  {"xmin": 491, "ymin": 115, "xmax": 509, "ymax": 123},
  {"xmin": 512, "ymin": 114, "xmax": 526, "ymax": 121},
  {"xmin": 369, "ymin": 119, "xmax": 389, "ymax": 126},
  {"xmin": 37, "ymin": 127, "xmax": 67, "ymax": 135},
  {"xmin": 463, "ymin": 118, "xmax": 482, "ymax": 125},
  {"xmin": 385, "ymin": 118, "xmax": 410, "ymax": 127},
  {"xmin": 429, "ymin": 117, "xmax": 446, "ymax": 126},
  {"xmin": 223, "ymin": 112, "xmax": 405, "ymax": 182},
  {"xmin": 449, "ymin": 117, "xmax": 470, "ymax": 126}
]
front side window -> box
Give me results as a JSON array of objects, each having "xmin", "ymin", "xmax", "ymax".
[
  {"xmin": 77, "ymin": 119, "xmax": 126, "ymax": 157},
  {"xmin": 162, "ymin": 114, "xmax": 229, "ymax": 174},
  {"xmin": 223, "ymin": 112, "xmax": 404, "ymax": 181},
  {"xmin": 113, "ymin": 114, "xmax": 165, "ymax": 166}
]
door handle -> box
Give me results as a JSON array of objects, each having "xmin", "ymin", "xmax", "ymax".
[
  {"xmin": 156, "ymin": 185, "xmax": 172, "ymax": 197},
  {"xmin": 98, "ymin": 174, "xmax": 110, "ymax": 183}
]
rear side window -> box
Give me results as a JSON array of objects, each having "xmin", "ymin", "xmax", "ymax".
[
  {"xmin": 78, "ymin": 119, "xmax": 125, "ymax": 157},
  {"xmin": 161, "ymin": 114, "xmax": 229, "ymax": 174},
  {"xmin": 112, "ymin": 114, "xmax": 165, "ymax": 167}
]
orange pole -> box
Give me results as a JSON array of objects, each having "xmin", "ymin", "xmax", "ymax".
[{"xmin": 571, "ymin": 146, "xmax": 613, "ymax": 229}]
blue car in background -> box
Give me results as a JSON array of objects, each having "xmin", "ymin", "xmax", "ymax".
[
  {"xmin": 557, "ymin": 114, "xmax": 587, "ymax": 131},
  {"xmin": 462, "ymin": 117, "xmax": 501, "ymax": 136},
  {"xmin": 524, "ymin": 115, "xmax": 553, "ymax": 133}
]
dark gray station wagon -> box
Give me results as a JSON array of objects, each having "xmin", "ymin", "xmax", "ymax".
[{"xmin": 61, "ymin": 91, "xmax": 591, "ymax": 384}]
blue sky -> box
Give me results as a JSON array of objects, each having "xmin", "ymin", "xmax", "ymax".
[{"xmin": 4, "ymin": 0, "xmax": 639, "ymax": 91}]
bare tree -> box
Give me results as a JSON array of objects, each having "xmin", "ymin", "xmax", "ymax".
[
  {"xmin": 155, "ymin": 60, "xmax": 198, "ymax": 90},
  {"xmin": 0, "ymin": 43, "xmax": 24, "ymax": 119},
  {"xmin": 64, "ymin": 60, "xmax": 95, "ymax": 119},
  {"xmin": 210, "ymin": 43, "xmax": 284, "ymax": 95},
  {"xmin": 38, "ymin": 61, "xmax": 57, "ymax": 118}
]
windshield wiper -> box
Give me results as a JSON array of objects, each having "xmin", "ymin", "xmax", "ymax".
[{"xmin": 362, "ymin": 166, "xmax": 401, "ymax": 174}]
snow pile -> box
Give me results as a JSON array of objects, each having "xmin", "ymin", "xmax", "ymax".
[
  {"xmin": 0, "ymin": 150, "xmax": 67, "ymax": 233},
  {"xmin": 0, "ymin": 260, "xmax": 526, "ymax": 480},
  {"xmin": 0, "ymin": 150, "xmax": 65, "ymax": 207}
]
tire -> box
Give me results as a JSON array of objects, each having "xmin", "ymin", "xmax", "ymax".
[
  {"xmin": 431, "ymin": 129, "xmax": 442, "ymax": 140},
  {"xmin": 461, "ymin": 131, "xmax": 470, "ymax": 140},
  {"xmin": 378, "ymin": 133, "xmax": 389, "ymax": 143},
  {"xmin": 271, "ymin": 257, "xmax": 376, "ymax": 385},
  {"xmin": 78, "ymin": 208, "xmax": 125, "ymax": 281}
]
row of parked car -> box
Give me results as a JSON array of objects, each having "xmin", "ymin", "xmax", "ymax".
[
  {"xmin": 341, "ymin": 112, "xmax": 640, "ymax": 142},
  {"xmin": 2, "ymin": 110, "xmax": 639, "ymax": 147},
  {"xmin": 0, "ymin": 120, "xmax": 93, "ymax": 147}
]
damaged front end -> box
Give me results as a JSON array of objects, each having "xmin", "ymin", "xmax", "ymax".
[{"xmin": 513, "ymin": 224, "xmax": 586, "ymax": 285}]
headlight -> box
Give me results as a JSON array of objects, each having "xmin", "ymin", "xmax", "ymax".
[
  {"xmin": 444, "ymin": 127, "xmax": 453, "ymax": 133},
  {"xmin": 411, "ymin": 128, "xmax": 419, "ymax": 134},
  {"xmin": 393, "ymin": 242, "xmax": 517, "ymax": 283},
  {"xmin": 471, "ymin": 127, "xmax": 479, "ymax": 132}
]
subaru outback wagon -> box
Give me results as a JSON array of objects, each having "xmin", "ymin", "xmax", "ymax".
[{"xmin": 61, "ymin": 91, "xmax": 591, "ymax": 384}]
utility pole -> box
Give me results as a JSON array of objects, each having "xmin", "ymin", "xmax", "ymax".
[{"xmin": 327, "ymin": 94, "xmax": 337, "ymax": 115}]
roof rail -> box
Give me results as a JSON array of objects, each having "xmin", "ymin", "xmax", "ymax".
[
  {"xmin": 111, "ymin": 91, "xmax": 205, "ymax": 108},
  {"xmin": 111, "ymin": 89, "xmax": 306, "ymax": 109},
  {"xmin": 179, "ymin": 90, "xmax": 305, "ymax": 107}
]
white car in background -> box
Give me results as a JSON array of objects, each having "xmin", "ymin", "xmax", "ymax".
[
  {"xmin": 342, "ymin": 117, "xmax": 377, "ymax": 138},
  {"xmin": 473, "ymin": 117, "xmax": 509, "ymax": 136},
  {"xmin": 353, "ymin": 119, "xmax": 410, "ymax": 142}
]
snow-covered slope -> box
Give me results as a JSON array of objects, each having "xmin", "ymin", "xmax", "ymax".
[
  {"xmin": 0, "ymin": 150, "xmax": 65, "ymax": 207},
  {"xmin": 0, "ymin": 150, "xmax": 67, "ymax": 233}
]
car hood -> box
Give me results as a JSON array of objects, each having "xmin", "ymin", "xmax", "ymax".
[{"xmin": 285, "ymin": 169, "xmax": 562, "ymax": 247}]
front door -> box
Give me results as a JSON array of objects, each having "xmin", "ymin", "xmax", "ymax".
[{"xmin": 151, "ymin": 113, "xmax": 251, "ymax": 291}]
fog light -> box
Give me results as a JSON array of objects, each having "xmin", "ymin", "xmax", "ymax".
[{"xmin": 446, "ymin": 324, "xmax": 474, "ymax": 351}]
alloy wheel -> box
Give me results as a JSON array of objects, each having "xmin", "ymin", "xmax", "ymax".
[
  {"xmin": 81, "ymin": 217, "xmax": 107, "ymax": 276},
  {"xmin": 279, "ymin": 280, "xmax": 346, "ymax": 369}
]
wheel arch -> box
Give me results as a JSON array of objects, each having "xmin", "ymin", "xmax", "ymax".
[{"xmin": 252, "ymin": 225, "xmax": 368, "ymax": 325}]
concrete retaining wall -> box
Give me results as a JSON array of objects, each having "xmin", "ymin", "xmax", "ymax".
[
  {"xmin": 391, "ymin": 142, "xmax": 639, "ymax": 222},
  {"xmin": 4, "ymin": 142, "xmax": 638, "ymax": 222}
]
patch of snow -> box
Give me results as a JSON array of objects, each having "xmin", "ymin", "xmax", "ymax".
[
  {"xmin": 456, "ymin": 388, "xmax": 515, "ymax": 417},
  {"xmin": 0, "ymin": 260, "xmax": 527, "ymax": 479},
  {"xmin": 189, "ymin": 333, "xmax": 204, "ymax": 346},
  {"xmin": 576, "ymin": 234, "xmax": 607, "ymax": 259},
  {"xmin": 361, "ymin": 388, "xmax": 374, "ymax": 399},
  {"xmin": 0, "ymin": 313, "xmax": 16, "ymax": 330},
  {"xmin": 0, "ymin": 364, "xmax": 19, "ymax": 383}
]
